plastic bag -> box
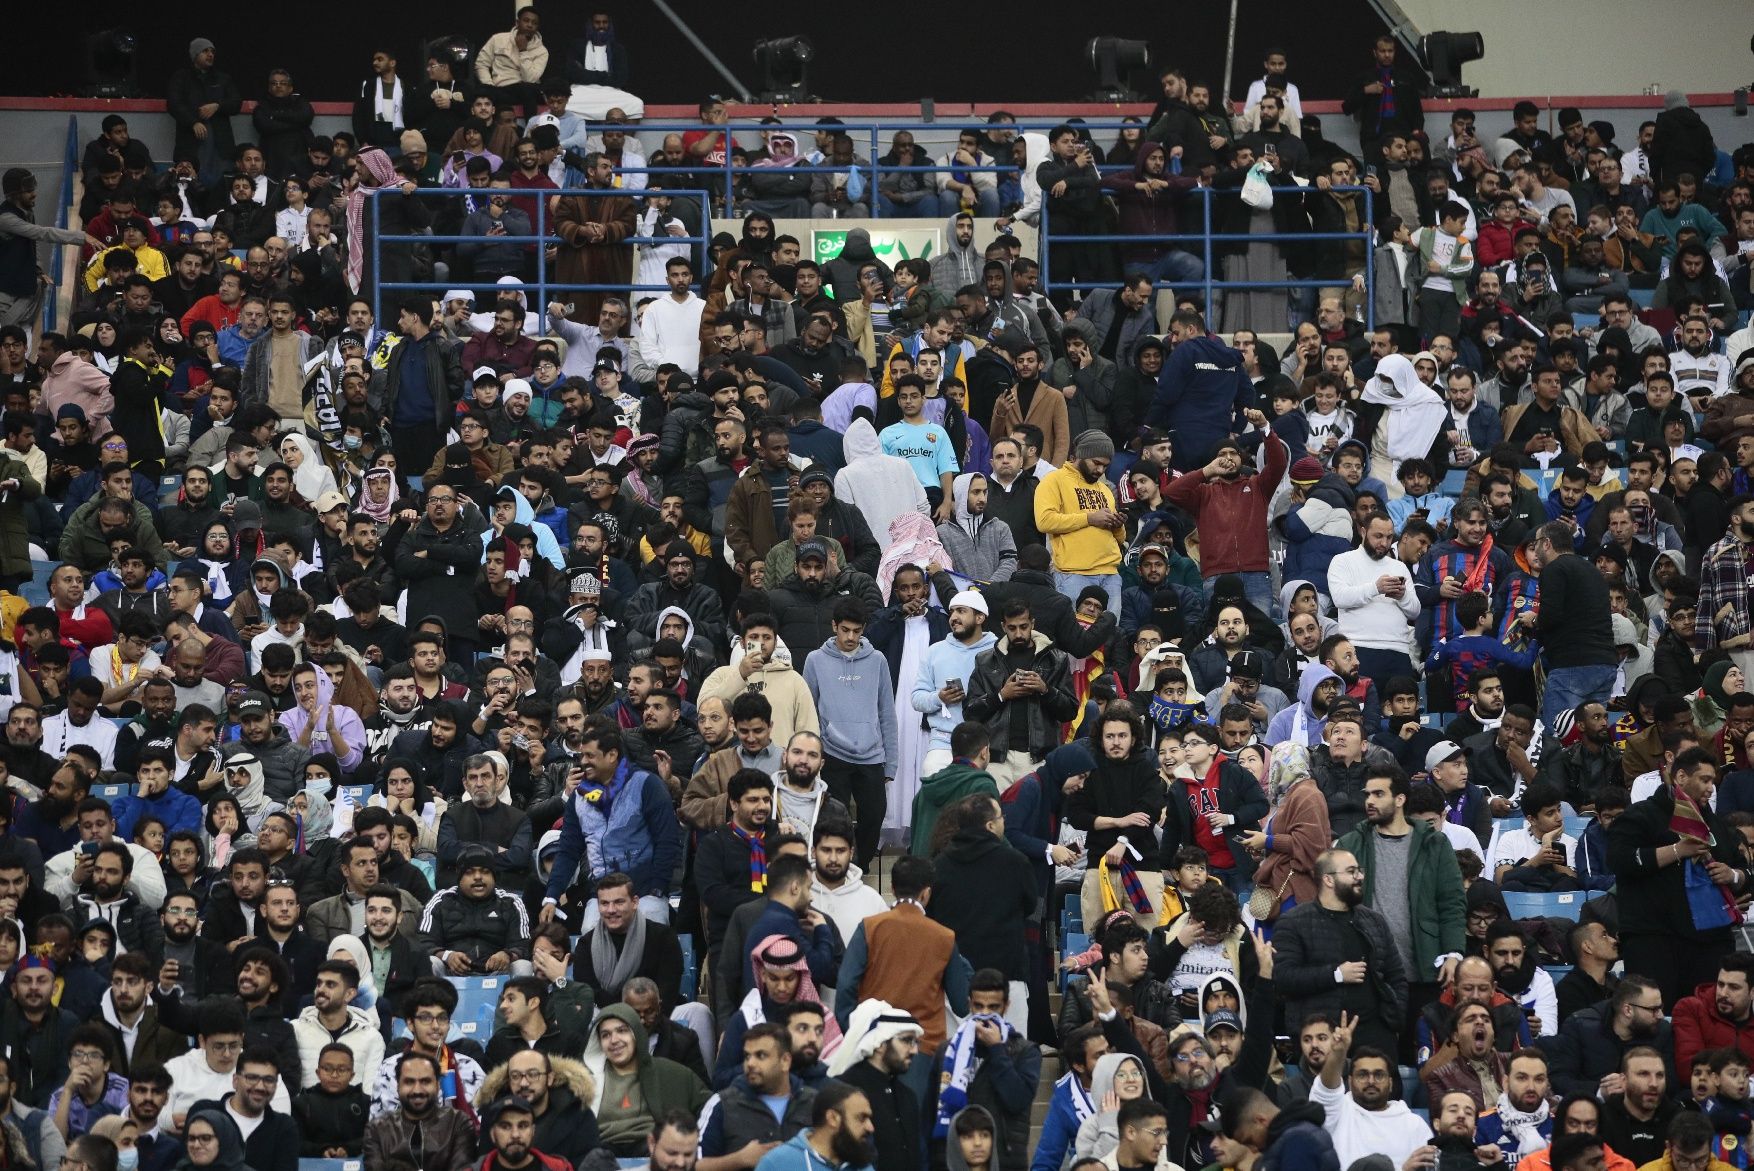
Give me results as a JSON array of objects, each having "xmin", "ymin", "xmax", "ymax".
[{"xmin": 1241, "ymin": 161, "xmax": 1274, "ymax": 210}]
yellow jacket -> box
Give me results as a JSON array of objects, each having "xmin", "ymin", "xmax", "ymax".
[
  {"xmin": 1034, "ymin": 463, "xmax": 1123, "ymax": 575},
  {"xmin": 84, "ymin": 243, "xmax": 168, "ymax": 292}
]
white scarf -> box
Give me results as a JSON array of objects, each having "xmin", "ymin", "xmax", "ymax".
[
  {"xmin": 372, "ymin": 77, "xmax": 404, "ymax": 131},
  {"xmin": 1492, "ymin": 1092, "xmax": 1550, "ymax": 1157}
]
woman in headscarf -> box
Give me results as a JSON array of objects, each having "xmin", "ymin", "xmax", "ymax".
[
  {"xmin": 176, "ymin": 1109, "xmax": 254, "ymax": 1171},
  {"xmin": 89, "ymin": 1114, "xmax": 139, "ymax": 1171},
  {"xmin": 325, "ymin": 933, "xmax": 378, "ymax": 1013},
  {"xmin": 278, "ymin": 432, "xmax": 338, "ymax": 504},
  {"xmin": 1361, "ymin": 351, "xmax": 1450, "ymax": 489},
  {"xmin": 78, "ymin": 322, "xmax": 121, "ymax": 375},
  {"xmin": 315, "ymin": 652, "xmax": 379, "ymax": 734},
  {"xmin": 192, "ymin": 520, "xmax": 238, "ymax": 606},
  {"xmin": 370, "ymin": 758, "xmax": 444, "ymax": 854},
  {"xmin": 935, "ymin": 472, "xmax": 1017, "ymax": 585},
  {"xmin": 876, "ymin": 511, "xmax": 952, "ymax": 603},
  {"xmin": 1241, "ymin": 742, "xmax": 1330, "ymax": 933},
  {"xmin": 1691, "ymin": 660, "xmax": 1746, "ymax": 741},
  {"xmin": 203, "ymin": 793, "xmax": 254, "ymax": 870},
  {"xmin": 344, "ymin": 146, "xmax": 429, "ymax": 297}
]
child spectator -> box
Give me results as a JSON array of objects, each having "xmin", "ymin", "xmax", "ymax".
[{"xmin": 1425, "ymin": 591, "xmax": 1540, "ymax": 706}]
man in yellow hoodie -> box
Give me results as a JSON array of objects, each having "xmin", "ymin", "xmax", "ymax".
[{"xmin": 1034, "ymin": 429, "xmax": 1126, "ymax": 613}]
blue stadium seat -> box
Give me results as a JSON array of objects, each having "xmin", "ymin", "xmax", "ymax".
[
  {"xmin": 1061, "ymin": 932, "xmax": 1089, "ymax": 989},
  {"xmin": 1502, "ymin": 890, "xmax": 1603, "ymax": 922},
  {"xmin": 1629, "ymin": 288, "xmax": 1655, "ymax": 309},
  {"xmin": 1543, "ymin": 965, "xmax": 1574, "ymax": 983},
  {"xmin": 679, "ymin": 934, "xmax": 697, "ymax": 1002},
  {"xmin": 300, "ymin": 1161, "xmax": 361, "ymax": 1171},
  {"xmin": 93, "ymin": 782, "xmax": 134, "ymax": 802},
  {"xmin": 1439, "ymin": 469, "xmax": 1468, "ymax": 497},
  {"xmin": 446, "ymin": 975, "xmax": 506, "ymax": 1037}
]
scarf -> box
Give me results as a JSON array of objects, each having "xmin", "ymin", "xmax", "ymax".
[
  {"xmin": 1461, "ymin": 534, "xmax": 1497, "ymax": 594},
  {"xmin": 1672, "ymin": 779, "xmax": 1741, "ymax": 930},
  {"xmin": 574, "ymin": 759, "xmax": 633, "ymax": 878},
  {"xmin": 356, "ymin": 468, "xmax": 398, "ymax": 523},
  {"xmin": 589, "ymin": 909, "xmax": 647, "ymax": 995},
  {"xmin": 345, "ymin": 147, "xmax": 399, "ymax": 294},
  {"xmin": 110, "ymin": 644, "xmax": 144, "ymax": 688},
  {"xmin": 1066, "ymin": 616, "xmax": 1106, "ymax": 740},
  {"xmin": 731, "ymin": 824, "xmax": 767, "ymax": 892},
  {"xmin": 1492, "ymin": 1093, "xmax": 1551, "ymax": 1157},
  {"xmin": 932, "ymin": 1013, "xmax": 1015, "ymax": 1137},
  {"xmin": 1098, "ymin": 838, "xmax": 1154, "ymax": 916}
]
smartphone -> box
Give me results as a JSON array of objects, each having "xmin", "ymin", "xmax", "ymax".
[
  {"xmin": 1263, "ymin": 143, "xmax": 1278, "ymax": 158},
  {"xmin": 80, "ymin": 841, "xmax": 100, "ymax": 856},
  {"xmin": 1365, "ymin": 165, "xmax": 1379, "ymax": 181}
]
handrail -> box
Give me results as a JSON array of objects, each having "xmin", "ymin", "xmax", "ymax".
[
  {"xmin": 1039, "ymin": 183, "xmax": 1377, "ymax": 330},
  {"xmin": 369, "ymin": 186, "xmax": 716, "ymax": 325},
  {"xmin": 48, "ymin": 115, "xmax": 79, "ymax": 336}
]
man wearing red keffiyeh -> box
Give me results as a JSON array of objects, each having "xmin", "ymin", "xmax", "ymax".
[{"xmin": 1608, "ymin": 746, "xmax": 1753, "ymax": 1008}]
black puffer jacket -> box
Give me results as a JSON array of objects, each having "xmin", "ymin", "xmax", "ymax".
[
  {"xmin": 926, "ymin": 828, "xmax": 1038, "ymax": 981},
  {"xmin": 417, "ymin": 887, "xmax": 531, "ymax": 966},
  {"xmin": 766, "ymin": 568, "xmax": 884, "ymax": 655}
]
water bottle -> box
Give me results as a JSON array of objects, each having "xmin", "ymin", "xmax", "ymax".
[{"xmin": 1170, "ymin": 155, "xmax": 1182, "ymax": 175}]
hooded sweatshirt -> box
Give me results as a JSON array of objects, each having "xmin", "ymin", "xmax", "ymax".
[
  {"xmin": 834, "ymin": 419, "xmax": 928, "ymax": 554},
  {"xmin": 809, "ymin": 862, "xmax": 889, "ymax": 953},
  {"xmin": 277, "ymin": 662, "xmax": 367, "ymax": 771},
  {"xmin": 484, "ymin": 485, "xmax": 567, "ymax": 570},
  {"xmin": 801, "ymin": 635, "xmax": 899, "ymax": 776},
  {"xmin": 936, "ymin": 472, "xmax": 1018, "ymax": 583},
  {"xmin": 1265, "ymin": 663, "xmax": 1342, "ymax": 747},
  {"xmin": 1071, "ymin": 1054, "xmax": 1151, "ymax": 1163},
  {"xmin": 909, "ymin": 759, "xmax": 1001, "ymax": 855},
  {"xmin": 932, "ymin": 212, "xmax": 985, "ymax": 299},
  {"xmin": 912, "ymin": 629, "xmax": 1000, "ymax": 751}
]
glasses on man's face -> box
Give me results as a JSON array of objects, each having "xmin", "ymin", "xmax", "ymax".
[
  {"xmin": 413, "ymin": 1012, "xmax": 451, "ymax": 1026},
  {"xmin": 507, "ymin": 1069, "xmax": 546, "ymax": 1083},
  {"xmin": 69, "ymin": 1049, "xmax": 106, "ymax": 1063},
  {"xmin": 317, "ymin": 1064, "xmax": 353, "ymax": 1077},
  {"xmin": 236, "ymin": 1072, "xmax": 276, "ymax": 1087},
  {"xmin": 164, "ymin": 906, "xmax": 198, "ymax": 918}
]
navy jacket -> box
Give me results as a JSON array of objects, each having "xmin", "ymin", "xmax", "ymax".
[{"xmin": 1145, "ymin": 335, "xmax": 1255, "ymax": 469}]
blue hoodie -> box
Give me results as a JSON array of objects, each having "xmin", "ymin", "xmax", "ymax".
[
  {"xmin": 802, "ymin": 636, "xmax": 899, "ymax": 776},
  {"xmin": 1144, "ymin": 334, "xmax": 1254, "ymax": 469},
  {"xmin": 484, "ymin": 485, "xmax": 567, "ymax": 571},
  {"xmin": 755, "ymin": 1131, "xmax": 870, "ymax": 1171},
  {"xmin": 1264, "ymin": 663, "xmax": 1341, "ymax": 746},
  {"xmin": 1028, "ymin": 1070, "xmax": 1095, "ymax": 1171},
  {"xmin": 910, "ymin": 630, "xmax": 999, "ymax": 751}
]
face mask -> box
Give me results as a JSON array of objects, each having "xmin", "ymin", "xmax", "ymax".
[
  {"xmin": 117, "ymin": 1150, "xmax": 138, "ymax": 1171},
  {"xmin": 305, "ymin": 776, "xmax": 333, "ymax": 797},
  {"xmin": 343, "ymin": 433, "xmax": 362, "ymax": 451}
]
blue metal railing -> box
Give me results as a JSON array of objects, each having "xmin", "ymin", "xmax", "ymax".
[
  {"xmin": 370, "ymin": 118, "xmax": 1378, "ymax": 318},
  {"xmin": 49, "ymin": 115, "xmax": 79, "ymax": 334},
  {"xmin": 1038, "ymin": 184, "xmax": 1378, "ymax": 330},
  {"xmin": 368, "ymin": 186, "xmax": 715, "ymax": 325}
]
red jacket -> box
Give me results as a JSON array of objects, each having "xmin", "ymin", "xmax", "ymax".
[
  {"xmin": 1163, "ymin": 434, "xmax": 1288, "ymax": 576},
  {"xmin": 462, "ymin": 330, "xmax": 537, "ymax": 379},
  {"xmin": 1474, "ymin": 218, "xmax": 1535, "ymax": 268},
  {"xmin": 1674, "ymin": 979, "xmax": 1754, "ymax": 1082}
]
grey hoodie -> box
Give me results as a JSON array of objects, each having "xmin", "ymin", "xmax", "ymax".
[
  {"xmin": 933, "ymin": 212, "xmax": 985, "ymax": 299},
  {"xmin": 800, "ymin": 635, "xmax": 899, "ymax": 776}
]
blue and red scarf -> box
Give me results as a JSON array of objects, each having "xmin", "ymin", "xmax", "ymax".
[{"xmin": 731, "ymin": 824, "xmax": 767, "ymax": 892}]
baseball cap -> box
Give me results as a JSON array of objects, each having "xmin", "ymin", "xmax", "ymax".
[
  {"xmin": 314, "ymin": 490, "xmax": 348, "ymax": 515},
  {"xmin": 234, "ymin": 693, "xmax": 271, "ymax": 718},
  {"xmin": 1228, "ymin": 649, "xmax": 1265, "ymax": 680},
  {"xmin": 796, "ymin": 538, "xmax": 830, "ymax": 564},
  {"xmin": 1205, "ymin": 1009, "xmax": 1243, "ymax": 1034},
  {"xmin": 1424, "ymin": 741, "xmax": 1465, "ymax": 772}
]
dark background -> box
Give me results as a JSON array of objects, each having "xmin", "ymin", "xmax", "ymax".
[{"xmin": 18, "ymin": 2, "xmax": 1398, "ymax": 106}]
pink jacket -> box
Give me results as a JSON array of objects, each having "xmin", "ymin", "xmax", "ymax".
[{"xmin": 40, "ymin": 352, "xmax": 114, "ymax": 438}]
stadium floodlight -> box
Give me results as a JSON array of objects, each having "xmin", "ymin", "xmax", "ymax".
[
  {"xmin": 1421, "ymin": 31, "xmax": 1484, "ymax": 99},
  {"xmin": 1085, "ymin": 37, "xmax": 1151, "ymax": 103},
  {"xmin": 83, "ymin": 30, "xmax": 140, "ymax": 100},
  {"xmin": 754, "ymin": 37, "xmax": 816, "ymax": 104}
]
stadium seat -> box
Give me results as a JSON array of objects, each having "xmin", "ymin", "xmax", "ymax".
[
  {"xmin": 1061, "ymin": 932, "xmax": 1089, "ymax": 988},
  {"xmin": 1628, "ymin": 288, "xmax": 1655, "ymax": 309},
  {"xmin": 1543, "ymin": 965, "xmax": 1574, "ymax": 983},
  {"xmin": 300, "ymin": 1161, "xmax": 360, "ymax": 1171},
  {"xmin": 93, "ymin": 782, "xmax": 134, "ymax": 801},
  {"xmin": 1440, "ymin": 469, "xmax": 1469, "ymax": 496},
  {"xmin": 445, "ymin": 975, "xmax": 506, "ymax": 1037},
  {"xmin": 1502, "ymin": 890, "xmax": 1603, "ymax": 922},
  {"xmin": 679, "ymin": 934, "xmax": 697, "ymax": 1002}
]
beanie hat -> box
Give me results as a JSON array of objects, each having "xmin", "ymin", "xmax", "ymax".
[
  {"xmin": 1072, "ymin": 430, "xmax": 1115, "ymax": 459},
  {"xmin": 1290, "ymin": 456, "xmax": 1325, "ymax": 485},
  {"xmin": 189, "ymin": 37, "xmax": 215, "ymax": 61}
]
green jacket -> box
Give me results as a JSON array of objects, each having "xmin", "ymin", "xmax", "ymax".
[
  {"xmin": 1335, "ymin": 817, "xmax": 1466, "ymax": 979},
  {"xmin": 56, "ymin": 496, "xmax": 169, "ymax": 573},
  {"xmin": 1416, "ymin": 225, "xmax": 1474, "ymax": 301},
  {"xmin": 0, "ymin": 452, "xmax": 40, "ymax": 578},
  {"xmin": 909, "ymin": 760, "xmax": 1000, "ymax": 856},
  {"xmin": 585, "ymin": 1003, "xmax": 708, "ymax": 1151}
]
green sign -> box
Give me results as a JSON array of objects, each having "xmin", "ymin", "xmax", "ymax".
[{"xmin": 812, "ymin": 227, "xmax": 940, "ymax": 265}]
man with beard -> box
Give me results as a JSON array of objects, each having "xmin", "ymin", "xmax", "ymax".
[
  {"xmin": 1462, "ymin": 703, "xmax": 1540, "ymax": 811},
  {"xmin": 1416, "ymin": 501, "xmax": 1514, "ymax": 714},
  {"xmin": 1336, "ymin": 764, "xmax": 1465, "ymax": 1054},
  {"xmin": 806, "ymin": 820, "xmax": 884, "ymax": 966},
  {"xmin": 0, "ymin": 957, "xmax": 76, "ymax": 1107},
  {"xmin": 1538, "ymin": 701, "xmax": 1623, "ymax": 819},
  {"xmin": 0, "ymin": 702, "xmax": 58, "ymax": 791},
  {"xmin": 1696, "ymin": 494, "xmax": 1754, "ymax": 680},
  {"xmin": 988, "ymin": 341, "xmax": 1068, "ymax": 468},
  {"xmin": 157, "ymin": 889, "xmax": 234, "ymax": 1000},
  {"xmin": 1467, "ymin": 1046, "xmax": 1555, "ymax": 1164},
  {"xmin": 758, "ymin": 1082, "xmax": 873, "ymax": 1171},
  {"xmin": 362, "ymin": 1051, "xmax": 476, "ymax": 1171},
  {"xmin": 1672, "ymin": 955, "xmax": 1754, "ymax": 1086},
  {"xmin": 697, "ymin": 1022, "xmax": 814, "ymax": 1167},
  {"xmin": 1033, "ymin": 431, "xmax": 1124, "ymax": 613},
  {"xmin": 622, "ymin": 688, "xmax": 706, "ymax": 783},
  {"xmin": 71, "ymin": 840, "xmax": 166, "ymax": 966},
  {"xmin": 1419, "ymin": 999, "xmax": 1511, "ymax": 1113},
  {"xmin": 394, "ymin": 485, "xmax": 481, "ymax": 666},
  {"xmin": 1547, "ymin": 973, "xmax": 1674, "ymax": 1101},
  {"xmin": 1329, "ymin": 514, "xmax": 1421, "ymax": 689},
  {"xmin": 625, "ymin": 543, "xmax": 725, "ymax": 650},
  {"xmin": 475, "ymin": 1096, "xmax": 563, "ymax": 1171},
  {"xmin": 963, "ymin": 601, "xmax": 1078, "ymax": 791},
  {"xmin": 829, "ymin": 1000, "xmax": 921, "ymax": 1171},
  {"xmin": 1274, "ymin": 848, "xmax": 1406, "ymax": 1066},
  {"xmin": 1309, "ymin": 1009, "xmax": 1433, "ymax": 1169},
  {"xmin": 1609, "ymin": 746, "xmax": 1749, "ymax": 1006},
  {"xmin": 1483, "ymin": 922, "xmax": 1558, "ymax": 1043},
  {"xmin": 13, "ymin": 750, "xmax": 91, "ymax": 856},
  {"xmin": 576, "ymin": 872, "xmax": 686, "ymax": 1009},
  {"xmin": 361, "ymin": 666, "xmax": 427, "ymax": 771},
  {"xmin": 1597, "ymin": 1046, "xmax": 1680, "ymax": 1168}
]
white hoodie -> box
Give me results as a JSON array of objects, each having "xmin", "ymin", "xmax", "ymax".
[
  {"xmin": 1310, "ymin": 1074, "xmax": 1434, "ymax": 1170},
  {"xmin": 833, "ymin": 419, "xmax": 928, "ymax": 553}
]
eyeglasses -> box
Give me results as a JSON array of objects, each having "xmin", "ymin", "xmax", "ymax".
[
  {"xmin": 235, "ymin": 1072, "xmax": 276, "ymax": 1087},
  {"xmin": 69, "ymin": 1049, "xmax": 107, "ymax": 1063},
  {"xmin": 164, "ymin": 906, "xmax": 198, "ymax": 918},
  {"xmin": 413, "ymin": 1012, "xmax": 451, "ymax": 1025},
  {"xmin": 206, "ymin": 1040, "xmax": 243, "ymax": 1053},
  {"xmin": 507, "ymin": 1069, "xmax": 547, "ymax": 1083},
  {"xmin": 184, "ymin": 1136, "xmax": 217, "ymax": 1147},
  {"xmin": 317, "ymin": 1064, "xmax": 353, "ymax": 1076}
]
